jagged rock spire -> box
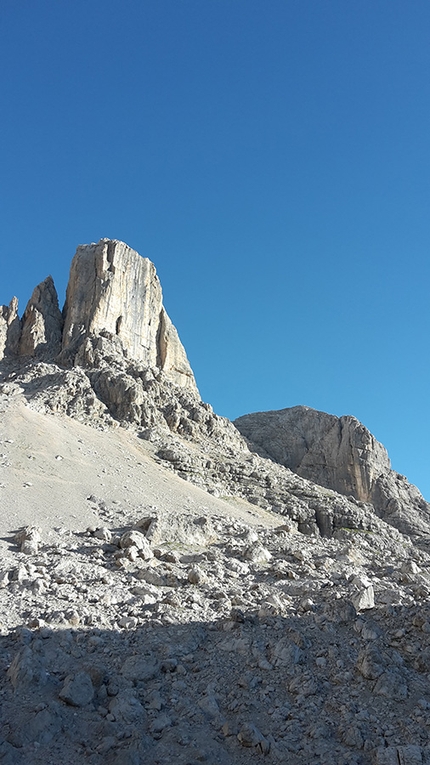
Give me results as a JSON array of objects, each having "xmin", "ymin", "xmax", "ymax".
[{"xmin": 19, "ymin": 276, "xmax": 63, "ymax": 358}]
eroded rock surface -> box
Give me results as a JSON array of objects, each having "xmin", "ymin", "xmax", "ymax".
[
  {"xmin": 234, "ymin": 406, "xmax": 430, "ymax": 538},
  {"xmin": 19, "ymin": 276, "xmax": 63, "ymax": 358},
  {"xmin": 61, "ymin": 239, "xmax": 197, "ymax": 392},
  {"xmin": 1, "ymin": 239, "xmax": 198, "ymax": 393},
  {"xmin": 0, "ymin": 297, "xmax": 20, "ymax": 359}
]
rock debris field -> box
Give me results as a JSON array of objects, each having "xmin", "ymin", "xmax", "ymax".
[{"xmin": 1, "ymin": 240, "xmax": 430, "ymax": 765}]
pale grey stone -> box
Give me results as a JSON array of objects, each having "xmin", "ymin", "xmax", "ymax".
[
  {"xmin": 14, "ymin": 526, "xmax": 42, "ymax": 555},
  {"xmin": 119, "ymin": 530, "xmax": 153, "ymax": 560},
  {"xmin": 0, "ymin": 297, "xmax": 20, "ymax": 359},
  {"xmin": 244, "ymin": 544, "xmax": 272, "ymax": 565},
  {"xmin": 235, "ymin": 405, "xmax": 430, "ymax": 537},
  {"xmin": 19, "ymin": 276, "xmax": 63, "ymax": 358},
  {"xmin": 94, "ymin": 527, "xmax": 112, "ymax": 542},
  {"xmin": 62, "ymin": 239, "xmax": 198, "ymax": 392},
  {"xmin": 237, "ymin": 722, "xmax": 270, "ymax": 754},
  {"xmin": 352, "ymin": 584, "xmax": 375, "ymax": 611},
  {"xmin": 188, "ymin": 566, "xmax": 205, "ymax": 584}
]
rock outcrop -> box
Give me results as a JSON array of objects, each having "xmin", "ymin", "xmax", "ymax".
[
  {"xmin": 61, "ymin": 239, "xmax": 197, "ymax": 392},
  {"xmin": 0, "ymin": 239, "xmax": 198, "ymax": 393},
  {"xmin": 19, "ymin": 276, "xmax": 63, "ymax": 358},
  {"xmin": 1, "ymin": 240, "xmax": 429, "ymax": 541},
  {"xmin": 234, "ymin": 406, "xmax": 430, "ymax": 538},
  {"xmin": 3, "ymin": 238, "xmax": 430, "ymax": 764},
  {"xmin": 0, "ymin": 297, "xmax": 20, "ymax": 358},
  {"xmin": 235, "ymin": 406, "xmax": 391, "ymax": 501}
]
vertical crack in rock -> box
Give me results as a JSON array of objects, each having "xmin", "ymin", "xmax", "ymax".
[
  {"xmin": 156, "ymin": 308, "xmax": 167, "ymax": 370},
  {"xmin": 106, "ymin": 239, "xmax": 116, "ymax": 274}
]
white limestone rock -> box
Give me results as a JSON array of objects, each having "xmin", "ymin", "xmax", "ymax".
[
  {"xmin": 62, "ymin": 239, "xmax": 198, "ymax": 392},
  {"xmin": 119, "ymin": 529, "xmax": 153, "ymax": 560},
  {"xmin": 0, "ymin": 297, "xmax": 20, "ymax": 359},
  {"xmin": 235, "ymin": 405, "xmax": 390, "ymax": 501},
  {"xmin": 14, "ymin": 526, "xmax": 42, "ymax": 555},
  {"xmin": 19, "ymin": 276, "xmax": 63, "ymax": 358},
  {"xmin": 235, "ymin": 405, "xmax": 430, "ymax": 537},
  {"xmin": 352, "ymin": 583, "xmax": 375, "ymax": 612}
]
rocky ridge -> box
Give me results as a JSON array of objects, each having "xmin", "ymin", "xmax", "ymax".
[
  {"xmin": 235, "ymin": 406, "xmax": 430, "ymax": 541},
  {"xmin": 0, "ymin": 240, "xmax": 430, "ymax": 765},
  {"xmin": 0, "ymin": 239, "xmax": 197, "ymax": 393}
]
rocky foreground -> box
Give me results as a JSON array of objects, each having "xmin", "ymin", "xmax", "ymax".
[{"xmin": 1, "ymin": 240, "xmax": 430, "ymax": 765}]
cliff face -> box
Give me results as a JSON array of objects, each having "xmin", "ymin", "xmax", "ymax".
[
  {"xmin": 0, "ymin": 298, "xmax": 20, "ymax": 358},
  {"xmin": 61, "ymin": 239, "xmax": 197, "ymax": 392},
  {"xmin": 234, "ymin": 405, "xmax": 430, "ymax": 537},
  {"xmin": 0, "ymin": 239, "xmax": 198, "ymax": 394},
  {"xmin": 19, "ymin": 276, "xmax": 63, "ymax": 358},
  {"xmin": 235, "ymin": 406, "xmax": 391, "ymax": 503},
  {"xmin": 2, "ymin": 241, "xmax": 430, "ymax": 765}
]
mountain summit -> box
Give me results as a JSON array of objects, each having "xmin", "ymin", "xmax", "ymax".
[{"xmin": 1, "ymin": 239, "xmax": 197, "ymax": 392}]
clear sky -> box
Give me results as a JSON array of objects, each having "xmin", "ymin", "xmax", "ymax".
[{"xmin": 1, "ymin": 1, "xmax": 429, "ymax": 499}]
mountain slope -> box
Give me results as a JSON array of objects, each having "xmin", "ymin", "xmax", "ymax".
[{"xmin": 1, "ymin": 240, "xmax": 430, "ymax": 765}]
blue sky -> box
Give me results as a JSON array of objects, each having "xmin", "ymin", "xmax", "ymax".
[{"xmin": 1, "ymin": 1, "xmax": 429, "ymax": 499}]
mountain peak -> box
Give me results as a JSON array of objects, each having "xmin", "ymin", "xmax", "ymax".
[{"xmin": 0, "ymin": 239, "xmax": 198, "ymax": 393}]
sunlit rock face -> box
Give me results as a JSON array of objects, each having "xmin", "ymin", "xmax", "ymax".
[
  {"xmin": 0, "ymin": 238, "xmax": 197, "ymax": 393},
  {"xmin": 235, "ymin": 406, "xmax": 390, "ymax": 503},
  {"xmin": 19, "ymin": 276, "xmax": 63, "ymax": 358},
  {"xmin": 235, "ymin": 405, "xmax": 430, "ymax": 537},
  {"xmin": 62, "ymin": 239, "xmax": 198, "ymax": 392},
  {"xmin": 0, "ymin": 297, "xmax": 20, "ymax": 359}
]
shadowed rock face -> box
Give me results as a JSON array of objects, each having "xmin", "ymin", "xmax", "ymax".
[{"xmin": 0, "ymin": 239, "xmax": 198, "ymax": 393}]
